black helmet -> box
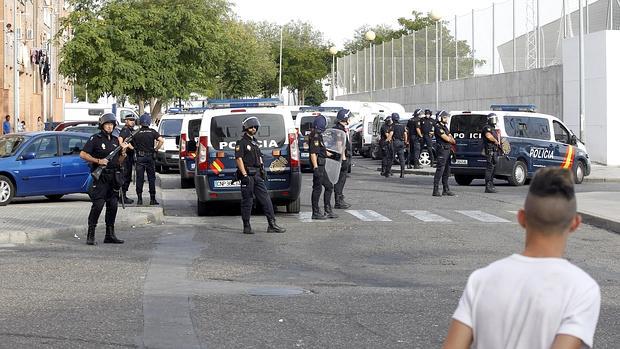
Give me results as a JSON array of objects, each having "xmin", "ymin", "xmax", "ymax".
[
  {"xmin": 336, "ymin": 109, "xmax": 351, "ymax": 122},
  {"xmin": 424, "ymin": 109, "xmax": 432, "ymax": 116},
  {"xmin": 312, "ymin": 114, "xmax": 328, "ymax": 132},
  {"xmin": 99, "ymin": 113, "xmax": 117, "ymax": 128},
  {"xmin": 384, "ymin": 115, "xmax": 393, "ymax": 124},
  {"xmin": 437, "ymin": 110, "xmax": 450, "ymax": 123},
  {"xmin": 391, "ymin": 113, "xmax": 400, "ymax": 122},
  {"xmin": 242, "ymin": 116, "xmax": 261, "ymax": 131},
  {"xmin": 487, "ymin": 113, "xmax": 498, "ymax": 126},
  {"xmin": 413, "ymin": 108, "xmax": 422, "ymax": 117}
]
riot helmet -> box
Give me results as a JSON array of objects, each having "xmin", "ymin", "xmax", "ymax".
[
  {"xmin": 139, "ymin": 113, "xmax": 152, "ymax": 126},
  {"xmin": 424, "ymin": 109, "xmax": 432, "ymax": 117},
  {"xmin": 312, "ymin": 114, "xmax": 328, "ymax": 132},
  {"xmin": 242, "ymin": 116, "xmax": 261, "ymax": 131},
  {"xmin": 336, "ymin": 109, "xmax": 351, "ymax": 122},
  {"xmin": 413, "ymin": 108, "xmax": 422, "ymax": 118},
  {"xmin": 391, "ymin": 113, "xmax": 400, "ymax": 122},
  {"xmin": 487, "ymin": 113, "xmax": 498, "ymax": 126},
  {"xmin": 99, "ymin": 113, "xmax": 117, "ymax": 129},
  {"xmin": 384, "ymin": 115, "xmax": 393, "ymax": 124},
  {"xmin": 437, "ymin": 110, "xmax": 450, "ymax": 124}
]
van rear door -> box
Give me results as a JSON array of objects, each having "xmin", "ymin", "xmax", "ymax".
[{"xmin": 449, "ymin": 114, "xmax": 488, "ymax": 170}]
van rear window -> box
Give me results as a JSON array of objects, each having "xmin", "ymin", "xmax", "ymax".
[
  {"xmin": 449, "ymin": 114, "xmax": 488, "ymax": 138},
  {"xmin": 299, "ymin": 115, "xmax": 334, "ymax": 135},
  {"xmin": 188, "ymin": 119, "xmax": 201, "ymax": 142},
  {"xmin": 160, "ymin": 119, "xmax": 182, "ymax": 137},
  {"xmin": 211, "ymin": 114, "xmax": 285, "ymax": 150}
]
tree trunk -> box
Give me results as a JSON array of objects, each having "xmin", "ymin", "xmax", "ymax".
[
  {"xmin": 151, "ymin": 99, "xmax": 163, "ymax": 122},
  {"xmin": 138, "ymin": 99, "xmax": 145, "ymax": 115},
  {"xmin": 299, "ymin": 88, "xmax": 305, "ymax": 105}
]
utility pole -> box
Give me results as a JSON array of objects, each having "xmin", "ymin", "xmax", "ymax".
[{"xmin": 13, "ymin": 0, "xmax": 19, "ymax": 132}]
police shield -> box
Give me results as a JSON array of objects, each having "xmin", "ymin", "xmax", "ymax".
[{"xmin": 321, "ymin": 128, "xmax": 347, "ymax": 184}]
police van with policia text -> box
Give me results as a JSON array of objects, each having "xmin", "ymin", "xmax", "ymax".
[
  {"xmin": 194, "ymin": 99, "xmax": 301, "ymax": 216},
  {"xmin": 449, "ymin": 105, "xmax": 591, "ymax": 186}
]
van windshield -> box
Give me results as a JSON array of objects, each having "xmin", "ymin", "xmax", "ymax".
[
  {"xmin": 449, "ymin": 114, "xmax": 488, "ymax": 138},
  {"xmin": 211, "ymin": 113, "xmax": 286, "ymax": 150},
  {"xmin": 159, "ymin": 119, "xmax": 183, "ymax": 137},
  {"xmin": 0, "ymin": 135, "xmax": 29, "ymax": 157}
]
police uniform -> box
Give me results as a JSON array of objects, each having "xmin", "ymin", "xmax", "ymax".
[
  {"xmin": 406, "ymin": 115, "xmax": 422, "ymax": 168},
  {"xmin": 392, "ymin": 121, "xmax": 407, "ymax": 177},
  {"xmin": 82, "ymin": 129, "xmax": 124, "ymax": 244},
  {"xmin": 309, "ymin": 130, "xmax": 336, "ymax": 219},
  {"xmin": 432, "ymin": 121, "xmax": 455, "ymax": 196},
  {"xmin": 482, "ymin": 124, "xmax": 499, "ymax": 193},
  {"xmin": 119, "ymin": 124, "xmax": 135, "ymax": 202},
  {"xmin": 133, "ymin": 126, "xmax": 160, "ymax": 205},
  {"xmin": 420, "ymin": 116, "xmax": 435, "ymax": 165},
  {"xmin": 380, "ymin": 121, "xmax": 394, "ymax": 177},
  {"xmin": 236, "ymin": 132, "xmax": 285, "ymax": 233},
  {"xmin": 333, "ymin": 121, "xmax": 351, "ymax": 209}
]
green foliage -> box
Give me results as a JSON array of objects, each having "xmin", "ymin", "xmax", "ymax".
[{"xmin": 303, "ymin": 81, "xmax": 327, "ymax": 106}]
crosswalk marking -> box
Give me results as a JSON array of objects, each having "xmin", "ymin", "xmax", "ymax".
[
  {"xmin": 402, "ymin": 210, "xmax": 452, "ymax": 222},
  {"xmin": 298, "ymin": 212, "xmax": 328, "ymax": 223},
  {"xmin": 508, "ymin": 210, "xmax": 519, "ymax": 215},
  {"xmin": 345, "ymin": 210, "xmax": 392, "ymax": 222},
  {"xmin": 456, "ymin": 210, "xmax": 510, "ymax": 223}
]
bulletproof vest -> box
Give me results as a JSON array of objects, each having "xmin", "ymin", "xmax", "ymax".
[
  {"xmin": 421, "ymin": 118, "xmax": 434, "ymax": 133},
  {"xmin": 392, "ymin": 124, "xmax": 406, "ymax": 141}
]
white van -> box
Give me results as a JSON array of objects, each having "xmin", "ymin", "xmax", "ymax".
[
  {"xmin": 64, "ymin": 103, "xmax": 138, "ymax": 125},
  {"xmin": 155, "ymin": 113, "xmax": 185, "ymax": 173}
]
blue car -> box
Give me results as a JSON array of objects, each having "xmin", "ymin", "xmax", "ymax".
[{"xmin": 0, "ymin": 131, "xmax": 93, "ymax": 205}]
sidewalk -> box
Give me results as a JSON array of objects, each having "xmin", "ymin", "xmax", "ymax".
[
  {"xmin": 576, "ymin": 192, "xmax": 620, "ymax": 234},
  {"xmin": 0, "ymin": 195, "xmax": 163, "ymax": 243}
]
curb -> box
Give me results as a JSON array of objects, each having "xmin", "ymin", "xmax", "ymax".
[
  {"xmin": 583, "ymin": 177, "xmax": 620, "ymax": 183},
  {"xmin": 579, "ymin": 211, "xmax": 620, "ymax": 235},
  {"xmin": 377, "ymin": 167, "xmax": 436, "ymax": 176}
]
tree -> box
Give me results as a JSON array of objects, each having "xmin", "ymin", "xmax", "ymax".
[
  {"xmin": 342, "ymin": 24, "xmax": 399, "ymax": 54},
  {"xmin": 304, "ymin": 81, "xmax": 327, "ymax": 106}
]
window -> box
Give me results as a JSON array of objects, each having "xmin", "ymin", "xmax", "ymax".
[
  {"xmin": 61, "ymin": 135, "xmax": 87, "ymax": 156},
  {"xmin": 449, "ymin": 114, "xmax": 488, "ymax": 138},
  {"xmin": 119, "ymin": 110, "xmax": 136, "ymax": 123},
  {"xmin": 159, "ymin": 119, "xmax": 183, "ymax": 137},
  {"xmin": 22, "ymin": 136, "xmax": 58, "ymax": 159},
  {"xmin": 0, "ymin": 135, "xmax": 29, "ymax": 158},
  {"xmin": 553, "ymin": 120, "xmax": 571, "ymax": 144},
  {"xmin": 188, "ymin": 119, "xmax": 201, "ymax": 142},
  {"xmin": 210, "ymin": 113, "xmax": 285, "ymax": 150},
  {"xmin": 505, "ymin": 116, "xmax": 550, "ymax": 140},
  {"xmin": 88, "ymin": 109, "xmax": 105, "ymax": 116}
]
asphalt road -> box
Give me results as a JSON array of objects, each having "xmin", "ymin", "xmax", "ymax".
[{"xmin": 1, "ymin": 157, "xmax": 619, "ymax": 348}]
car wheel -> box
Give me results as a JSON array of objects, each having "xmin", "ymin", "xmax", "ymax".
[
  {"xmin": 45, "ymin": 194, "xmax": 64, "ymax": 201},
  {"xmin": 181, "ymin": 178, "xmax": 194, "ymax": 189},
  {"xmin": 454, "ymin": 175, "xmax": 474, "ymax": 186},
  {"xmin": 197, "ymin": 200, "xmax": 209, "ymax": 216},
  {"xmin": 574, "ymin": 160, "xmax": 585, "ymax": 184},
  {"xmin": 419, "ymin": 150, "xmax": 431, "ymax": 166},
  {"xmin": 508, "ymin": 160, "xmax": 527, "ymax": 186},
  {"xmin": 371, "ymin": 146, "xmax": 380, "ymax": 160},
  {"xmin": 0, "ymin": 175, "xmax": 15, "ymax": 206},
  {"xmin": 286, "ymin": 197, "xmax": 300, "ymax": 213}
]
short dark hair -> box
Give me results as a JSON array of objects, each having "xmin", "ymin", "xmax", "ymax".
[
  {"xmin": 524, "ymin": 168, "xmax": 577, "ymax": 234},
  {"xmin": 5, "ymin": 115, "xmax": 9, "ymax": 120}
]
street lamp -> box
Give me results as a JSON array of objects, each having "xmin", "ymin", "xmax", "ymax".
[
  {"xmin": 430, "ymin": 10, "xmax": 442, "ymax": 111},
  {"xmin": 329, "ymin": 46, "xmax": 338, "ymax": 100},
  {"xmin": 365, "ymin": 30, "xmax": 376, "ymax": 101}
]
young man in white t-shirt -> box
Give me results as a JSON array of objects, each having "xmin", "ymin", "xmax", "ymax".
[{"xmin": 442, "ymin": 168, "xmax": 601, "ymax": 349}]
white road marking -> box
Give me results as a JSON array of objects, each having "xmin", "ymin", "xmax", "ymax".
[
  {"xmin": 456, "ymin": 210, "xmax": 510, "ymax": 223},
  {"xmin": 345, "ymin": 210, "xmax": 392, "ymax": 222},
  {"xmin": 402, "ymin": 210, "xmax": 452, "ymax": 222},
  {"xmin": 508, "ymin": 210, "xmax": 519, "ymax": 215},
  {"xmin": 298, "ymin": 212, "xmax": 328, "ymax": 223}
]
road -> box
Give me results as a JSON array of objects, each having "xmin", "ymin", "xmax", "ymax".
[{"xmin": 1, "ymin": 157, "xmax": 619, "ymax": 348}]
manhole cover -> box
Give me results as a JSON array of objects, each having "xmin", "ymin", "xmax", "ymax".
[{"xmin": 247, "ymin": 287, "xmax": 306, "ymax": 296}]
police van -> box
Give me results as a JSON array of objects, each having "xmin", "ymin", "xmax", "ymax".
[
  {"xmin": 294, "ymin": 107, "xmax": 341, "ymax": 171},
  {"xmin": 155, "ymin": 112, "xmax": 186, "ymax": 173},
  {"xmin": 449, "ymin": 105, "xmax": 591, "ymax": 186},
  {"xmin": 194, "ymin": 99, "xmax": 301, "ymax": 215},
  {"xmin": 177, "ymin": 110, "xmax": 204, "ymax": 188}
]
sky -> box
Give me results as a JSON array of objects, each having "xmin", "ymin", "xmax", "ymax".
[{"xmin": 232, "ymin": 0, "xmax": 499, "ymax": 48}]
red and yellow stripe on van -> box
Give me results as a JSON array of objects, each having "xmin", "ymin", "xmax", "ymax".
[
  {"xmin": 209, "ymin": 158, "xmax": 225, "ymax": 175},
  {"xmin": 560, "ymin": 145, "xmax": 575, "ymax": 169}
]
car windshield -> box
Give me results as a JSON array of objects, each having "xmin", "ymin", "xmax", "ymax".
[
  {"xmin": 211, "ymin": 113, "xmax": 286, "ymax": 150},
  {"xmin": 159, "ymin": 119, "xmax": 183, "ymax": 137},
  {"xmin": 0, "ymin": 135, "xmax": 29, "ymax": 157}
]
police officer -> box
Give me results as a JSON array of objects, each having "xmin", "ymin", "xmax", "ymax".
[
  {"xmin": 390, "ymin": 113, "xmax": 408, "ymax": 178},
  {"xmin": 118, "ymin": 114, "xmax": 136, "ymax": 204},
  {"xmin": 432, "ymin": 110, "xmax": 456, "ymax": 197},
  {"xmin": 333, "ymin": 109, "xmax": 352, "ymax": 209},
  {"xmin": 80, "ymin": 113, "xmax": 128, "ymax": 245},
  {"xmin": 483, "ymin": 113, "xmax": 501, "ymax": 193},
  {"xmin": 406, "ymin": 108, "xmax": 423, "ymax": 169},
  {"xmin": 133, "ymin": 113, "xmax": 164, "ymax": 205},
  {"xmin": 235, "ymin": 117, "xmax": 286, "ymax": 234},
  {"xmin": 420, "ymin": 109, "xmax": 436, "ymax": 167},
  {"xmin": 380, "ymin": 115, "xmax": 394, "ymax": 177},
  {"xmin": 310, "ymin": 114, "xmax": 338, "ymax": 220}
]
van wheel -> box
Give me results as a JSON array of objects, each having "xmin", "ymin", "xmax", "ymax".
[
  {"xmin": 419, "ymin": 150, "xmax": 431, "ymax": 166},
  {"xmin": 508, "ymin": 160, "xmax": 527, "ymax": 186},
  {"xmin": 286, "ymin": 197, "xmax": 301, "ymax": 213},
  {"xmin": 574, "ymin": 160, "xmax": 585, "ymax": 184},
  {"xmin": 197, "ymin": 200, "xmax": 209, "ymax": 216},
  {"xmin": 45, "ymin": 194, "xmax": 64, "ymax": 201},
  {"xmin": 454, "ymin": 175, "xmax": 474, "ymax": 186},
  {"xmin": 181, "ymin": 178, "xmax": 194, "ymax": 189},
  {"xmin": 0, "ymin": 175, "xmax": 15, "ymax": 206},
  {"xmin": 371, "ymin": 146, "xmax": 380, "ymax": 160}
]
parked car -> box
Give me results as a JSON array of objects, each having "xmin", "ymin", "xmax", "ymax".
[
  {"xmin": 63, "ymin": 125, "xmax": 100, "ymax": 134},
  {"xmin": 0, "ymin": 132, "xmax": 93, "ymax": 205},
  {"xmin": 54, "ymin": 120, "xmax": 99, "ymax": 131}
]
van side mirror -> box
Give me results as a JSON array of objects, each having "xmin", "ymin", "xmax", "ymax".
[
  {"xmin": 570, "ymin": 135, "xmax": 578, "ymax": 145},
  {"xmin": 20, "ymin": 152, "xmax": 36, "ymax": 161},
  {"xmin": 187, "ymin": 140, "xmax": 197, "ymax": 152}
]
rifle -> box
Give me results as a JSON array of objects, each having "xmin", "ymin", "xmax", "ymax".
[{"xmin": 92, "ymin": 129, "xmax": 141, "ymax": 181}]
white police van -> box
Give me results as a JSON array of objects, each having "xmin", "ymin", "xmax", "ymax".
[
  {"xmin": 194, "ymin": 99, "xmax": 301, "ymax": 216},
  {"xmin": 177, "ymin": 110, "xmax": 204, "ymax": 188},
  {"xmin": 294, "ymin": 107, "xmax": 341, "ymax": 171},
  {"xmin": 450, "ymin": 105, "xmax": 591, "ymax": 186}
]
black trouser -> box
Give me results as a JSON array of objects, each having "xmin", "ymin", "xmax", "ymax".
[
  {"xmin": 240, "ymin": 173, "xmax": 275, "ymax": 223},
  {"xmin": 87, "ymin": 173, "xmax": 119, "ymax": 226},
  {"xmin": 421, "ymin": 133, "xmax": 435, "ymax": 164},
  {"xmin": 122, "ymin": 153, "xmax": 134, "ymax": 193},
  {"xmin": 381, "ymin": 142, "xmax": 394, "ymax": 174},
  {"xmin": 485, "ymin": 147, "xmax": 497, "ymax": 184},
  {"xmin": 408, "ymin": 136, "xmax": 421, "ymax": 166},
  {"xmin": 136, "ymin": 156, "xmax": 156, "ymax": 196},
  {"xmin": 334, "ymin": 158, "xmax": 349, "ymax": 203},
  {"xmin": 433, "ymin": 144, "xmax": 452, "ymax": 188},
  {"xmin": 312, "ymin": 165, "xmax": 333, "ymax": 213},
  {"xmin": 393, "ymin": 140, "xmax": 406, "ymax": 172}
]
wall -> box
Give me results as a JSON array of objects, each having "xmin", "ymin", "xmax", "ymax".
[{"xmin": 337, "ymin": 65, "xmax": 563, "ymax": 119}]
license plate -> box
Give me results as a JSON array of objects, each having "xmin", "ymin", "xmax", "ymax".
[
  {"xmin": 452, "ymin": 159, "xmax": 468, "ymax": 165},
  {"xmin": 301, "ymin": 152, "xmax": 309, "ymax": 158},
  {"xmin": 214, "ymin": 180, "xmax": 239, "ymax": 188},
  {"xmin": 171, "ymin": 154, "xmax": 179, "ymax": 159}
]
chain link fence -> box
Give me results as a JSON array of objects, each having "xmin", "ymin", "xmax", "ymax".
[{"xmin": 335, "ymin": 0, "xmax": 620, "ymax": 95}]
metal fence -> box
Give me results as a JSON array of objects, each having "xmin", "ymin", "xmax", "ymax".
[{"xmin": 335, "ymin": 0, "xmax": 620, "ymax": 95}]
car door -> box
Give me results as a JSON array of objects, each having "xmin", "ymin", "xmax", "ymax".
[
  {"xmin": 16, "ymin": 135, "xmax": 61, "ymax": 195},
  {"xmin": 525, "ymin": 117, "xmax": 554, "ymax": 171},
  {"xmin": 552, "ymin": 120, "xmax": 574, "ymax": 169},
  {"xmin": 60, "ymin": 134, "xmax": 91, "ymax": 193}
]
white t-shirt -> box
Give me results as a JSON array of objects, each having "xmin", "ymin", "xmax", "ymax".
[{"xmin": 453, "ymin": 254, "xmax": 600, "ymax": 349}]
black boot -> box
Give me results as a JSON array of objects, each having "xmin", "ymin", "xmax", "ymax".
[
  {"xmin": 243, "ymin": 220, "xmax": 254, "ymax": 234},
  {"xmin": 414, "ymin": 164, "xmax": 422, "ymax": 169},
  {"xmin": 334, "ymin": 195, "xmax": 351, "ymax": 209},
  {"xmin": 122, "ymin": 192, "xmax": 134, "ymax": 204},
  {"xmin": 86, "ymin": 225, "xmax": 97, "ymax": 245},
  {"xmin": 442, "ymin": 186, "xmax": 456, "ymax": 196},
  {"xmin": 137, "ymin": 195, "xmax": 143, "ymax": 206},
  {"xmin": 324, "ymin": 206, "xmax": 339, "ymax": 219},
  {"xmin": 312, "ymin": 209, "xmax": 327, "ymax": 220},
  {"xmin": 150, "ymin": 195, "xmax": 159, "ymax": 205},
  {"xmin": 432, "ymin": 186, "xmax": 441, "ymax": 197},
  {"xmin": 267, "ymin": 219, "xmax": 286, "ymax": 233},
  {"xmin": 400, "ymin": 169, "xmax": 404, "ymax": 178},
  {"xmin": 485, "ymin": 182, "xmax": 497, "ymax": 193},
  {"xmin": 103, "ymin": 225, "xmax": 124, "ymax": 244}
]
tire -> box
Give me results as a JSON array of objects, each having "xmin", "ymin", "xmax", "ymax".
[
  {"xmin": 507, "ymin": 160, "xmax": 527, "ymax": 186},
  {"xmin": 45, "ymin": 194, "xmax": 64, "ymax": 201},
  {"xmin": 454, "ymin": 175, "xmax": 474, "ymax": 186},
  {"xmin": 161, "ymin": 166, "xmax": 169, "ymax": 174},
  {"xmin": 0, "ymin": 175, "xmax": 15, "ymax": 206},
  {"xmin": 155, "ymin": 165, "xmax": 162, "ymax": 173},
  {"xmin": 418, "ymin": 150, "xmax": 431, "ymax": 167},
  {"xmin": 574, "ymin": 160, "xmax": 585, "ymax": 184},
  {"xmin": 197, "ymin": 200, "xmax": 209, "ymax": 216},
  {"xmin": 181, "ymin": 178, "xmax": 194, "ymax": 189},
  {"xmin": 371, "ymin": 145, "xmax": 380, "ymax": 160},
  {"xmin": 286, "ymin": 197, "xmax": 301, "ymax": 213}
]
